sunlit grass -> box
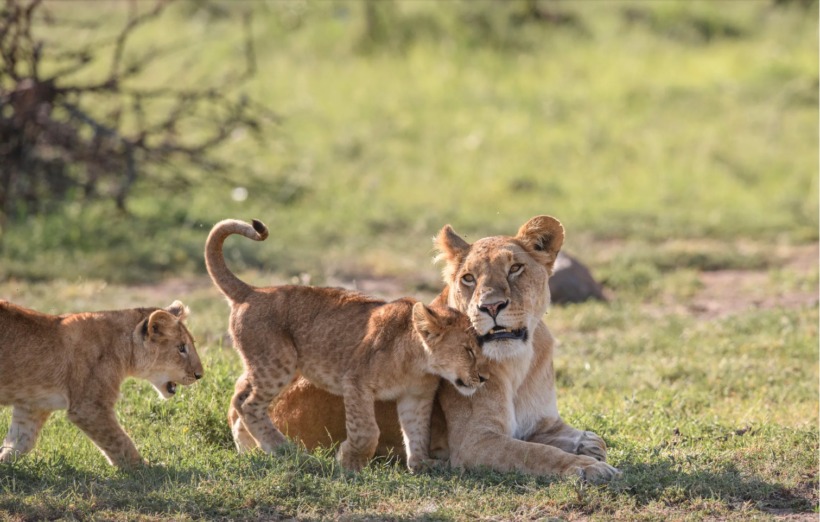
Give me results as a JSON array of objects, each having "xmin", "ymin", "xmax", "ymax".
[{"xmin": 1, "ymin": 1, "xmax": 817, "ymax": 520}]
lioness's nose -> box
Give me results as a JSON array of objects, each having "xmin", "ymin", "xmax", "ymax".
[
  {"xmin": 195, "ymin": 372, "xmax": 203, "ymax": 380},
  {"xmin": 478, "ymin": 300, "xmax": 508, "ymax": 319}
]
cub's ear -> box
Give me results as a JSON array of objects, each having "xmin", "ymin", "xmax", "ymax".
[
  {"xmin": 412, "ymin": 302, "xmax": 444, "ymax": 341},
  {"xmin": 516, "ymin": 215, "xmax": 564, "ymax": 272},
  {"xmin": 434, "ymin": 225, "xmax": 471, "ymax": 281},
  {"xmin": 165, "ymin": 300, "xmax": 189, "ymax": 322},
  {"xmin": 147, "ymin": 310, "xmax": 178, "ymax": 342}
]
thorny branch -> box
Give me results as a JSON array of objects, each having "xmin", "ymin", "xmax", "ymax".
[{"xmin": 0, "ymin": 0, "xmax": 274, "ymax": 225}]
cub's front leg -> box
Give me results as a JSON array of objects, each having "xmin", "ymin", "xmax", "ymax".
[
  {"xmin": 0, "ymin": 407, "xmax": 52, "ymax": 462},
  {"xmin": 396, "ymin": 389, "xmax": 437, "ymax": 472},
  {"xmin": 67, "ymin": 401, "xmax": 143, "ymax": 468},
  {"xmin": 337, "ymin": 382, "xmax": 379, "ymax": 472}
]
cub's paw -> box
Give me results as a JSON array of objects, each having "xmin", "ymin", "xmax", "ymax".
[
  {"xmin": 407, "ymin": 456, "xmax": 447, "ymax": 473},
  {"xmin": 0, "ymin": 448, "xmax": 19, "ymax": 463},
  {"xmin": 576, "ymin": 459, "xmax": 621, "ymax": 484},
  {"xmin": 231, "ymin": 418, "xmax": 258, "ymax": 453},
  {"xmin": 336, "ymin": 441, "xmax": 370, "ymax": 472},
  {"xmin": 113, "ymin": 455, "xmax": 148, "ymax": 469},
  {"xmin": 574, "ymin": 431, "xmax": 607, "ymax": 462}
]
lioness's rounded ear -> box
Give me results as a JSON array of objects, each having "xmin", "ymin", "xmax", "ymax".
[
  {"xmin": 165, "ymin": 300, "xmax": 189, "ymax": 322},
  {"xmin": 147, "ymin": 310, "xmax": 176, "ymax": 341},
  {"xmin": 434, "ymin": 225, "xmax": 471, "ymax": 282},
  {"xmin": 435, "ymin": 225, "xmax": 470, "ymax": 260},
  {"xmin": 516, "ymin": 215, "xmax": 564, "ymax": 270}
]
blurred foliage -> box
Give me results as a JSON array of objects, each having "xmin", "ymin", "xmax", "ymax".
[
  {"xmin": 0, "ymin": 0, "xmax": 816, "ymax": 283},
  {"xmin": 0, "ymin": 0, "xmax": 275, "ymax": 224}
]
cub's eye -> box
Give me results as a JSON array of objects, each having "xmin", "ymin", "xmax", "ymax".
[
  {"xmin": 509, "ymin": 263, "xmax": 524, "ymax": 276},
  {"xmin": 461, "ymin": 273, "xmax": 475, "ymax": 286},
  {"xmin": 178, "ymin": 344, "xmax": 187, "ymax": 354},
  {"xmin": 465, "ymin": 347, "xmax": 475, "ymax": 360}
]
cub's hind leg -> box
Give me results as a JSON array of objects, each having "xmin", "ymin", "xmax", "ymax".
[
  {"xmin": 227, "ymin": 402, "xmax": 258, "ymax": 453},
  {"xmin": 230, "ymin": 334, "xmax": 298, "ymax": 453},
  {"xmin": 0, "ymin": 407, "xmax": 51, "ymax": 462},
  {"xmin": 232, "ymin": 371, "xmax": 293, "ymax": 453}
]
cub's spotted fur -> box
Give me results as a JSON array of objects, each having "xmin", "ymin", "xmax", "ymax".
[
  {"xmin": 0, "ymin": 300, "xmax": 203, "ymax": 467},
  {"xmin": 206, "ymin": 219, "xmax": 488, "ymax": 471}
]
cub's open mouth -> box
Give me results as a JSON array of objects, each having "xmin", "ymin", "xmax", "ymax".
[
  {"xmin": 166, "ymin": 382, "xmax": 177, "ymax": 395},
  {"xmin": 478, "ymin": 326, "xmax": 528, "ymax": 346}
]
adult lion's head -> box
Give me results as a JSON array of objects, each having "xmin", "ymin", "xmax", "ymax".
[{"xmin": 435, "ymin": 216, "xmax": 564, "ymax": 361}]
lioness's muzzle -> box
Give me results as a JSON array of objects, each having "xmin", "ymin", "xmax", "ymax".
[{"xmin": 478, "ymin": 327, "xmax": 528, "ymax": 346}]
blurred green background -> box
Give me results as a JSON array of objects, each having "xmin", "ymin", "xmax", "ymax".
[{"xmin": 0, "ymin": 0, "xmax": 816, "ymax": 286}]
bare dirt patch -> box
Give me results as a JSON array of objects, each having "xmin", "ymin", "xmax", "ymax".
[
  {"xmin": 689, "ymin": 243, "xmax": 818, "ymax": 319},
  {"xmin": 119, "ymin": 244, "xmax": 818, "ymax": 322}
]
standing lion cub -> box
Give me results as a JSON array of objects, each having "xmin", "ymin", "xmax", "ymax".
[
  {"xmin": 0, "ymin": 300, "xmax": 203, "ymax": 467},
  {"xmin": 206, "ymin": 219, "xmax": 488, "ymax": 471}
]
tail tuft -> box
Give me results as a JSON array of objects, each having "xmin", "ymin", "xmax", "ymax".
[{"xmin": 251, "ymin": 219, "xmax": 269, "ymax": 239}]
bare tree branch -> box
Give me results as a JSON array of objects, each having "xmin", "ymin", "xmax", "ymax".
[{"xmin": 0, "ymin": 0, "xmax": 276, "ymax": 224}]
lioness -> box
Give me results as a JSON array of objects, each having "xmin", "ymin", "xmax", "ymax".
[
  {"xmin": 0, "ymin": 300, "xmax": 203, "ymax": 467},
  {"xmin": 267, "ymin": 216, "xmax": 620, "ymax": 482},
  {"xmin": 205, "ymin": 219, "xmax": 488, "ymax": 471}
]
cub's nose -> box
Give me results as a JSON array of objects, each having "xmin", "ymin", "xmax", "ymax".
[{"xmin": 195, "ymin": 372, "xmax": 203, "ymax": 380}]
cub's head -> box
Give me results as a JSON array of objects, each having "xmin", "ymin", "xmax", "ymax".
[
  {"xmin": 135, "ymin": 300, "xmax": 204, "ymax": 399},
  {"xmin": 412, "ymin": 302, "xmax": 488, "ymax": 396},
  {"xmin": 435, "ymin": 215, "xmax": 564, "ymax": 361}
]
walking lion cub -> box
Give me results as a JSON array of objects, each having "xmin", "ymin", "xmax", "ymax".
[
  {"xmin": 206, "ymin": 219, "xmax": 488, "ymax": 471},
  {"xmin": 0, "ymin": 300, "xmax": 203, "ymax": 467}
]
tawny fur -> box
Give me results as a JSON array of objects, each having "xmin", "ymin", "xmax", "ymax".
[
  {"xmin": 267, "ymin": 216, "xmax": 621, "ymax": 483},
  {"xmin": 0, "ymin": 300, "xmax": 203, "ymax": 467},
  {"xmin": 205, "ymin": 219, "xmax": 487, "ymax": 472}
]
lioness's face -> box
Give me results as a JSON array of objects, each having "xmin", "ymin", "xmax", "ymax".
[
  {"xmin": 435, "ymin": 216, "xmax": 564, "ymax": 361},
  {"xmin": 139, "ymin": 302, "xmax": 204, "ymax": 399}
]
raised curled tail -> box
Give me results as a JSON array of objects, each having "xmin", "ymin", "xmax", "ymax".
[{"xmin": 204, "ymin": 219, "xmax": 269, "ymax": 302}]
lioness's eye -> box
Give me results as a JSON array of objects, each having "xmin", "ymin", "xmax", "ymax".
[
  {"xmin": 461, "ymin": 273, "xmax": 475, "ymax": 285},
  {"xmin": 509, "ymin": 263, "xmax": 524, "ymax": 276},
  {"xmin": 178, "ymin": 344, "xmax": 187, "ymax": 354}
]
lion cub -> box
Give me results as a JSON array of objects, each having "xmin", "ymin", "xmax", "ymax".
[
  {"xmin": 0, "ymin": 300, "xmax": 203, "ymax": 467},
  {"xmin": 206, "ymin": 219, "xmax": 488, "ymax": 472}
]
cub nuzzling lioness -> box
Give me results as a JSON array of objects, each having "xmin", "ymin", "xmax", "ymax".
[
  {"xmin": 206, "ymin": 218, "xmax": 488, "ymax": 472},
  {"xmin": 0, "ymin": 300, "xmax": 203, "ymax": 467}
]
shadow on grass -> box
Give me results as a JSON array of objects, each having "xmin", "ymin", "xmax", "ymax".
[
  {"xmin": 1, "ymin": 453, "xmax": 816, "ymax": 520},
  {"xmin": 611, "ymin": 459, "xmax": 816, "ymax": 514}
]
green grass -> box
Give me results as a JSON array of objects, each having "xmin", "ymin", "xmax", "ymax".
[
  {"xmin": 1, "ymin": 1, "xmax": 818, "ymax": 520},
  {"xmin": 0, "ymin": 278, "xmax": 816, "ymax": 520}
]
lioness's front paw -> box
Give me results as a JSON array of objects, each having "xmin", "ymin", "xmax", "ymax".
[
  {"xmin": 575, "ymin": 431, "xmax": 607, "ymax": 462},
  {"xmin": 337, "ymin": 441, "xmax": 370, "ymax": 472},
  {"xmin": 577, "ymin": 459, "xmax": 621, "ymax": 484}
]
